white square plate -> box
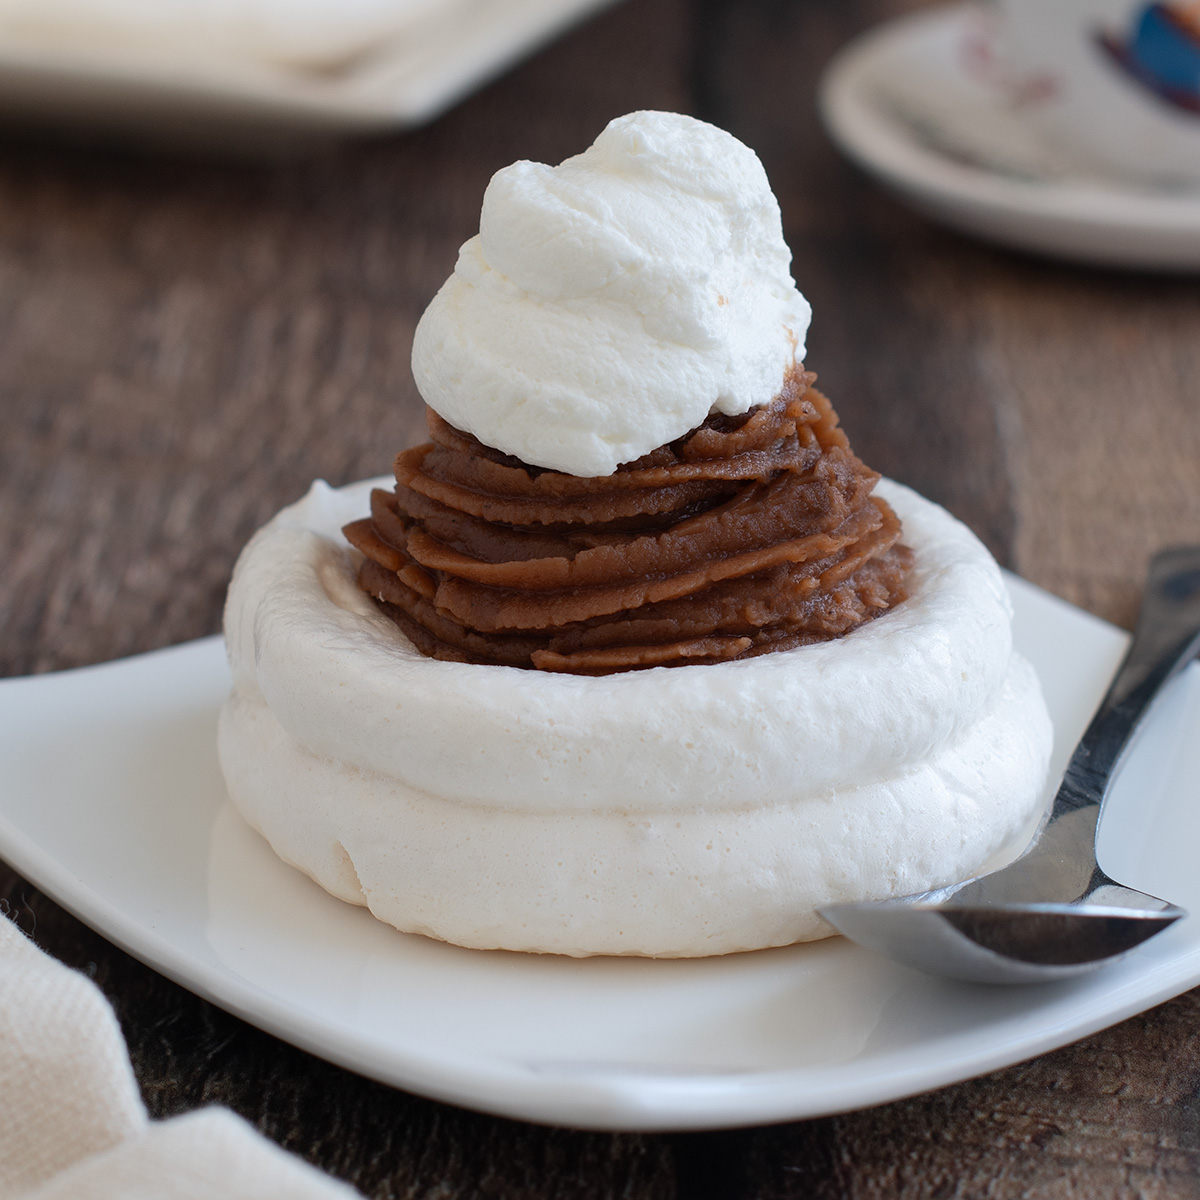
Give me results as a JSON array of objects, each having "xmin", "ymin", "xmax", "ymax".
[{"xmin": 1, "ymin": 573, "xmax": 1198, "ymax": 1130}]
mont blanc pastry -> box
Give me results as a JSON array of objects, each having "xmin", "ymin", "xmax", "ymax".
[{"xmin": 219, "ymin": 112, "xmax": 1052, "ymax": 957}]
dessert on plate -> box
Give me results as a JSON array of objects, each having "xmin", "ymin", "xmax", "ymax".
[{"xmin": 219, "ymin": 111, "xmax": 1052, "ymax": 957}]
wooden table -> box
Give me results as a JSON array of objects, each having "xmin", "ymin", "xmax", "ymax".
[{"xmin": 3, "ymin": 0, "xmax": 1199, "ymax": 1195}]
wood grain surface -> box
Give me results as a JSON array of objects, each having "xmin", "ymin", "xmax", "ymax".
[{"xmin": 2, "ymin": 0, "xmax": 1200, "ymax": 1196}]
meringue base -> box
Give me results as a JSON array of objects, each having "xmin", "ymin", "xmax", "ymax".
[{"xmin": 218, "ymin": 478, "xmax": 1053, "ymax": 957}]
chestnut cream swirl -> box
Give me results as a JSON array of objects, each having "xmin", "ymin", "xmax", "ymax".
[{"xmin": 343, "ymin": 367, "xmax": 910, "ymax": 674}]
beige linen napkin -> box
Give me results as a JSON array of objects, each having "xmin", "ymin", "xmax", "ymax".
[{"xmin": 0, "ymin": 915, "xmax": 359, "ymax": 1200}]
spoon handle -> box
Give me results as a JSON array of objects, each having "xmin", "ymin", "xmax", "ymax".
[{"xmin": 1052, "ymin": 547, "xmax": 1200, "ymax": 822}]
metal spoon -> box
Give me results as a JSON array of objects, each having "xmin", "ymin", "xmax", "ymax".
[{"xmin": 819, "ymin": 546, "xmax": 1200, "ymax": 984}]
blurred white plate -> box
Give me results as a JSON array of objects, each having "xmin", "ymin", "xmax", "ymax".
[
  {"xmin": 819, "ymin": 5, "xmax": 1200, "ymax": 270},
  {"xmin": 2, "ymin": 572, "xmax": 1199, "ymax": 1130},
  {"xmin": 0, "ymin": 0, "xmax": 619, "ymax": 149}
]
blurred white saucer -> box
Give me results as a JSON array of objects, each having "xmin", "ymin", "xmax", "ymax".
[
  {"xmin": 0, "ymin": 0, "xmax": 619, "ymax": 152},
  {"xmin": 818, "ymin": 4, "xmax": 1200, "ymax": 271}
]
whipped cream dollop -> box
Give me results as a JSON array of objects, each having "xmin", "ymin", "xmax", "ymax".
[{"xmin": 411, "ymin": 111, "xmax": 813, "ymax": 477}]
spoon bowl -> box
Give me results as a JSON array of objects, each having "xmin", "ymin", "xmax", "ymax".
[
  {"xmin": 820, "ymin": 547, "xmax": 1200, "ymax": 984},
  {"xmin": 825, "ymin": 896, "xmax": 1185, "ymax": 986}
]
